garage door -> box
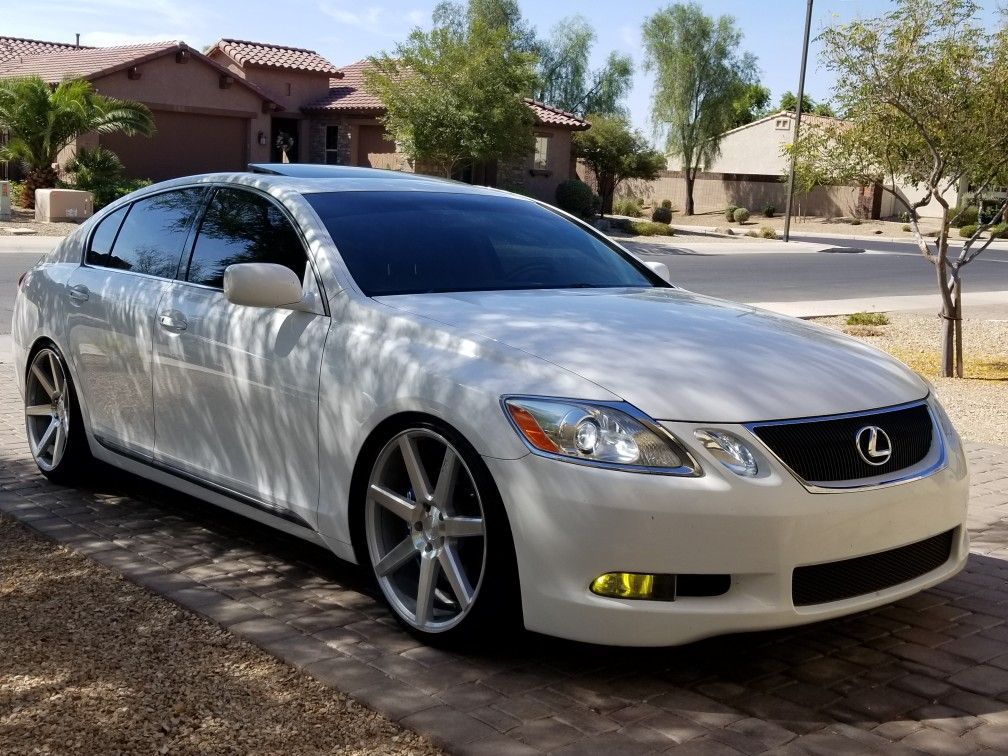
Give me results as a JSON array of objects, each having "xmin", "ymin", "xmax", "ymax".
[{"xmin": 102, "ymin": 110, "xmax": 248, "ymax": 182}]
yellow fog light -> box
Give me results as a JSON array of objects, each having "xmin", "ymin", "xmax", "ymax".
[{"xmin": 591, "ymin": 572, "xmax": 656, "ymax": 599}]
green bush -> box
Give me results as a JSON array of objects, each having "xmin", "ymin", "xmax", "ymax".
[
  {"xmin": 952, "ymin": 206, "xmax": 979, "ymax": 227},
  {"xmin": 762, "ymin": 204, "xmax": 776, "ymax": 217},
  {"xmin": 959, "ymin": 224, "xmax": 979, "ymax": 238},
  {"xmin": 902, "ymin": 224, "xmax": 912, "ymax": 232},
  {"xmin": 8, "ymin": 180, "xmax": 24, "ymax": 206},
  {"xmin": 846, "ymin": 311, "xmax": 889, "ymax": 326},
  {"xmin": 65, "ymin": 146, "xmax": 150, "ymax": 209},
  {"xmin": 899, "ymin": 211, "xmax": 912, "ymax": 223},
  {"xmin": 661, "ymin": 199, "xmax": 673, "ymax": 210},
  {"xmin": 732, "ymin": 207, "xmax": 750, "ymax": 223},
  {"xmin": 651, "ymin": 205, "xmax": 673, "ymax": 223},
  {"xmin": 612, "ymin": 196, "xmax": 643, "ymax": 217},
  {"xmin": 554, "ymin": 179, "xmax": 596, "ymax": 218},
  {"xmin": 979, "ymin": 205, "xmax": 1005, "ymax": 225},
  {"xmin": 611, "ymin": 218, "xmax": 673, "ymax": 236},
  {"xmin": 992, "ymin": 222, "xmax": 1008, "ymax": 239},
  {"xmin": 725, "ymin": 205, "xmax": 738, "ymax": 221},
  {"xmin": 758, "ymin": 225, "xmax": 777, "ymax": 239}
]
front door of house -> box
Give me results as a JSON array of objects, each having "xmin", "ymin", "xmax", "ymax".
[{"xmin": 271, "ymin": 118, "xmax": 300, "ymax": 163}]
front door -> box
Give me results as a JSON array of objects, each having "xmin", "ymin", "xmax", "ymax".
[
  {"xmin": 151, "ymin": 186, "xmax": 327, "ymax": 527},
  {"xmin": 65, "ymin": 188, "xmax": 206, "ymax": 457},
  {"xmin": 271, "ymin": 118, "xmax": 300, "ymax": 163}
]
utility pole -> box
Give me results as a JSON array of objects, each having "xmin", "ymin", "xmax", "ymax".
[{"xmin": 783, "ymin": 0, "xmax": 813, "ymax": 243}]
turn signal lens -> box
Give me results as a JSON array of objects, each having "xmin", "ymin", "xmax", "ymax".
[
  {"xmin": 503, "ymin": 397, "xmax": 699, "ymax": 474},
  {"xmin": 694, "ymin": 430, "xmax": 759, "ymax": 477},
  {"xmin": 591, "ymin": 572, "xmax": 655, "ymax": 599}
]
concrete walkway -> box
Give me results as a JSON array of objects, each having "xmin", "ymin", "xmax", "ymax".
[
  {"xmin": 751, "ymin": 290, "xmax": 1008, "ymax": 319},
  {"xmin": 3, "ymin": 377, "xmax": 1008, "ymax": 753}
]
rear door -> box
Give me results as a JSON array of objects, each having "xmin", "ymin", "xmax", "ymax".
[
  {"xmin": 65, "ymin": 188, "xmax": 206, "ymax": 458},
  {"xmin": 151, "ymin": 186, "xmax": 328, "ymax": 528}
]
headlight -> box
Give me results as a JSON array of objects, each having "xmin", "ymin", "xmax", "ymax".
[
  {"xmin": 694, "ymin": 430, "xmax": 759, "ymax": 477},
  {"xmin": 503, "ymin": 397, "xmax": 699, "ymax": 475}
]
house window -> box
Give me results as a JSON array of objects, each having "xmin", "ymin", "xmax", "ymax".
[
  {"xmin": 533, "ymin": 134, "xmax": 550, "ymax": 171},
  {"xmin": 775, "ymin": 118, "xmax": 791, "ymax": 130},
  {"xmin": 325, "ymin": 125, "xmax": 341, "ymax": 165}
]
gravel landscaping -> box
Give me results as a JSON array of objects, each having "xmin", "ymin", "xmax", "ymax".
[
  {"xmin": 1, "ymin": 207, "xmax": 80, "ymax": 237},
  {"xmin": 0, "ymin": 515, "xmax": 439, "ymax": 756},
  {"xmin": 814, "ymin": 312, "xmax": 1008, "ymax": 445}
]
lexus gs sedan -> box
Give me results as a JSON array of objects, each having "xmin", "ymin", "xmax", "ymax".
[{"xmin": 12, "ymin": 167, "xmax": 969, "ymax": 646}]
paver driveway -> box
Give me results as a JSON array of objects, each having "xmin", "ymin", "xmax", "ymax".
[{"xmin": 2, "ymin": 375, "xmax": 1008, "ymax": 755}]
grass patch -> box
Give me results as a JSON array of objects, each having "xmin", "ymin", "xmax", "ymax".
[
  {"xmin": 887, "ymin": 348, "xmax": 1008, "ymax": 381},
  {"xmin": 845, "ymin": 311, "xmax": 890, "ymax": 326}
]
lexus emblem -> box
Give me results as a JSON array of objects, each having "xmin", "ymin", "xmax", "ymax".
[{"xmin": 855, "ymin": 426, "xmax": 892, "ymax": 466}]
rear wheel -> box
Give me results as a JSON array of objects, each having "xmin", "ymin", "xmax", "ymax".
[
  {"xmin": 25, "ymin": 345, "xmax": 91, "ymax": 483},
  {"xmin": 364, "ymin": 424, "xmax": 518, "ymax": 644}
]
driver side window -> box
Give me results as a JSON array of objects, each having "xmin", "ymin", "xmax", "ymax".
[{"xmin": 186, "ymin": 188, "xmax": 309, "ymax": 290}]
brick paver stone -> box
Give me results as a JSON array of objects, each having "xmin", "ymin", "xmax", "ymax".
[{"xmin": 2, "ymin": 373, "xmax": 1008, "ymax": 754}]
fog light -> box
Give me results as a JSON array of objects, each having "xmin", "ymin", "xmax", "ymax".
[{"xmin": 591, "ymin": 572, "xmax": 654, "ymax": 599}]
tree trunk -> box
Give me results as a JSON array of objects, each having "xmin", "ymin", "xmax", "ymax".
[
  {"xmin": 22, "ymin": 166, "xmax": 58, "ymax": 209},
  {"xmin": 954, "ymin": 276, "xmax": 963, "ymax": 378},
  {"xmin": 684, "ymin": 172, "xmax": 695, "ymax": 216}
]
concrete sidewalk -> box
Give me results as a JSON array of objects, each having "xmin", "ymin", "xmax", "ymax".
[
  {"xmin": 750, "ymin": 290, "xmax": 1008, "ymax": 319},
  {"xmin": 625, "ymin": 238, "xmax": 863, "ymax": 257},
  {"xmin": 0, "ymin": 235, "xmax": 63, "ymax": 254}
]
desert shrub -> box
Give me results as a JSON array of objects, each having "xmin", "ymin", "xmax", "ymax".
[
  {"xmin": 65, "ymin": 147, "xmax": 151, "ymax": 209},
  {"xmin": 651, "ymin": 205, "xmax": 673, "ymax": 223},
  {"xmin": 758, "ymin": 225, "xmax": 777, "ymax": 239},
  {"xmin": 846, "ymin": 311, "xmax": 889, "ymax": 326},
  {"xmin": 898, "ymin": 211, "xmax": 912, "ymax": 223},
  {"xmin": 849, "ymin": 217, "xmax": 862, "ymax": 225},
  {"xmin": 952, "ymin": 205, "xmax": 979, "ymax": 227},
  {"xmin": 762, "ymin": 204, "xmax": 776, "ymax": 217},
  {"xmin": 744, "ymin": 230, "xmax": 758, "ymax": 237},
  {"xmin": 661, "ymin": 199, "xmax": 673, "ymax": 209},
  {"xmin": 724, "ymin": 204, "xmax": 738, "ymax": 221},
  {"xmin": 959, "ymin": 223, "xmax": 979, "ymax": 238},
  {"xmin": 611, "ymin": 218, "xmax": 673, "ymax": 236},
  {"xmin": 612, "ymin": 196, "xmax": 643, "ymax": 217},
  {"xmin": 902, "ymin": 224, "xmax": 912, "ymax": 232},
  {"xmin": 979, "ymin": 205, "xmax": 1005, "ymax": 225},
  {"xmin": 732, "ymin": 207, "xmax": 750, "ymax": 223},
  {"xmin": 554, "ymin": 179, "xmax": 596, "ymax": 218},
  {"xmin": 992, "ymin": 222, "xmax": 1008, "ymax": 238}
]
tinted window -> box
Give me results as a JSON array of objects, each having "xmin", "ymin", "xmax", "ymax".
[
  {"xmin": 96, "ymin": 189, "xmax": 205, "ymax": 277},
  {"xmin": 86, "ymin": 205, "xmax": 128, "ymax": 265},
  {"xmin": 187, "ymin": 188, "xmax": 307, "ymax": 289},
  {"xmin": 305, "ymin": 191, "xmax": 656, "ymax": 296}
]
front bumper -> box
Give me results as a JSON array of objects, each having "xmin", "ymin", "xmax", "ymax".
[{"xmin": 484, "ymin": 418, "xmax": 969, "ymax": 647}]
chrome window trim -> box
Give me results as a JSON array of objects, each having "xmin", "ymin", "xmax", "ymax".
[
  {"xmin": 499, "ymin": 395, "xmax": 702, "ymax": 477},
  {"xmin": 743, "ymin": 398, "xmax": 947, "ymax": 493}
]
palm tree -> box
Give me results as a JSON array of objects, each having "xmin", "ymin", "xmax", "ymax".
[{"xmin": 0, "ymin": 76, "xmax": 155, "ymax": 208}]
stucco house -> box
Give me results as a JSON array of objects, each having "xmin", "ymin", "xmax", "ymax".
[{"xmin": 0, "ymin": 35, "xmax": 588, "ymax": 201}]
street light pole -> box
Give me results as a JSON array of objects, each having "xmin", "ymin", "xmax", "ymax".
[{"xmin": 783, "ymin": 0, "xmax": 814, "ymax": 243}]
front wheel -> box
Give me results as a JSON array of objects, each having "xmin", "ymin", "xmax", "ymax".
[
  {"xmin": 364, "ymin": 424, "xmax": 518, "ymax": 644},
  {"xmin": 25, "ymin": 345, "xmax": 91, "ymax": 483}
]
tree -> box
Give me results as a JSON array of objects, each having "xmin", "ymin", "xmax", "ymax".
[
  {"xmin": 790, "ymin": 0, "xmax": 1008, "ymax": 378},
  {"xmin": 729, "ymin": 82, "xmax": 771, "ymax": 128},
  {"xmin": 642, "ymin": 3, "xmax": 758, "ymax": 215},
  {"xmin": 778, "ymin": 90, "xmax": 836, "ymax": 117},
  {"xmin": 365, "ymin": 11, "xmax": 537, "ymax": 178},
  {"xmin": 574, "ymin": 114, "xmax": 666, "ymax": 215},
  {"xmin": 432, "ymin": 0, "xmax": 537, "ymax": 53},
  {"xmin": 0, "ymin": 76, "xmax": 154, "ymax": 208},
  {"xmin": 535, "ymin": 16, "xmax": 633, "ymax": 117}
]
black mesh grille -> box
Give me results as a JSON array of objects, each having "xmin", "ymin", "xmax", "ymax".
[
  {"xmin": 792, "ymin": 529, "xmax": 954, "ymax": 606},
  {"xmin": 751, "ymin": 403, "xmax": 933, "ymax": 483}
]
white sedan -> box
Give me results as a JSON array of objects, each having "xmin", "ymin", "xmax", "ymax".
[{"xmin": 12, "ymin": 167, "xmax": 969, "ymax": 646}]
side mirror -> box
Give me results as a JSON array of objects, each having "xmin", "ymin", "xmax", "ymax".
[
  {"xmin": 644, "ymin": 260, "xmax": 671, "ymax": 284},
  {"xmin": 223, "ymin": 263, "xmax": 304, "ymax": 308}
]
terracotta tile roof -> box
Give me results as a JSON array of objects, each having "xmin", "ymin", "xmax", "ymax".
[
  {"xmin": 0, "ymin": 41, "xmax": 179, "ymax": 80},
  {"xmin": 211, "ymin": 39, "xmax": 340, "ymax": 75},
  {"xmin": 304, "ymin": 60, "xmax": 591, "ymax": 130},
  {"xmin": 0, "ymin": 40, "xmax": 281, "ymax": 109},
  {"xmin": 0, "ymin": 36, "xmax": 88, "ymax": 64},
  {"xmin": 522, "ymin": 98, "xmax": 590, "ymax": 130}
]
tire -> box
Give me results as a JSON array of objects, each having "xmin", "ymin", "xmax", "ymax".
[
  {"xmin": 362, "ymin": 421, "xmax": 520, "ymax": 646},
  {"xmin": 24, "ymin": 343, "xmax": 92, "ymax": 484}
]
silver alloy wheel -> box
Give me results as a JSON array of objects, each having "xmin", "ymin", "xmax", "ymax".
[
  {"xmin": 25, "ymin": 348, "xmax": 70, "ymax": 472},
  {"xmin": 365, "ymin": 429, "xmax": 487, "ymax": 633}
]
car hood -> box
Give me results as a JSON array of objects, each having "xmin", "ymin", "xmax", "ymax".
[{"xmin": 376, "ymin": 287, "xmax": 928, "ymax": 423}]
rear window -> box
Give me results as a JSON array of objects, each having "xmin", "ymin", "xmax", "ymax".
[
  {"xmin": 305, "ymin": 191, "xmax": 657, "ymax": 296},
  {"xmin": 89, "ymin": 188, "xmax": 206, "ymax": 278}
]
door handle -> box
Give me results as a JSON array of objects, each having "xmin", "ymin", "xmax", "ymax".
[
  {"xmin": 158, "ymin": 311, "xmax": 188, "ymax": 332},
  {"xmin": 67, "ymin": 284, "xmax": 89, "ymax": 303}
]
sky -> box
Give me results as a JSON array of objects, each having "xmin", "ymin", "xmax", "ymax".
[{"xmin": 4, "ymin": 0, "xmax": 1003, "ymax": 143}]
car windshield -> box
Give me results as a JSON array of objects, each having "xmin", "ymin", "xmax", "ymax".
[{"xmin": 305, "ymin": 190, "xmax": 659, "ymax": 295}]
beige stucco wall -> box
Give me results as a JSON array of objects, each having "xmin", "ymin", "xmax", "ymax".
[
  {"xmin": 691, "ymin": 115, "xmax": 794, "ymax": 176},
  {"xmin": 879, "ymin": 178, "xmax": 965, "ymax": 220}
]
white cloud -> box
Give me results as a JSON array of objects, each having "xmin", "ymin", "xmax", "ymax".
[{"xmin": 318, "ymin": 2, "xmax": 428, "ymax": 37}]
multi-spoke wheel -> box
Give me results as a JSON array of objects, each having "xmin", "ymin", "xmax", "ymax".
[
  {"xmin": 25, "ymin": 345, "xmax": 90, "ymax": 482},
  {"xmin": 364, "ymin": 425, "xmax": 516, "ymax": 641}
]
